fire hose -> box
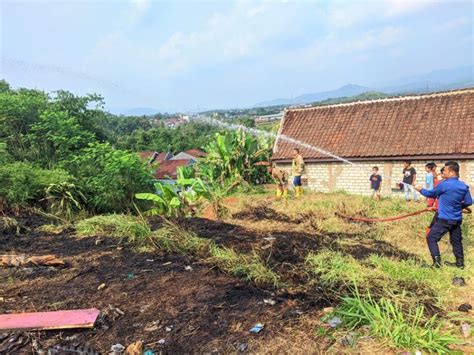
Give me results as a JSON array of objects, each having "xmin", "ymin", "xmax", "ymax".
[{"xmin": 336, "ymin": 207, "xmax": 471, "ymax": 223}]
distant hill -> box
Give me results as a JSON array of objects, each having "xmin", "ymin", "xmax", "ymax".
[
  {"xmin": 122, "ymin": 107, "xmax": 160, "ymax": 116},
  {"xmin": 380, "ymin": 65, "xmax": 473, "ymax": 94},
  {"xmin": 310, "ymin": 91, "xmax": 389, "ymax": 106},
  {"xmin": 252, "ymin": 65, "xmax": 473, "ymax": 109},
  {"xmin": 254, "ymin": 84, "xmax": 370, "ymax": 107}
]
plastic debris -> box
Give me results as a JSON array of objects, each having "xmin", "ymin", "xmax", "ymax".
[
  {"xmin": 185, "ymin": 266, "xmax": 193, "ymax": 271},
  {"xmin": 415, "ymin": 351, "xmax": 422, "ymax": 355},
  {"xmin": 110, "ymin": 343, "xmax": 125, "ymax": 354},
  {"xmin": 162, "ymin": 262, "xmax": 172, "ymax": 266},
  {"xmin": 158, "ymin": 339, "xmax": 166, "ymax": 345},
  {"xmin": 250, "ymin": 323, "xmax": 264, "ymax": 333},
  {"xmin": 340, "ymin": 332, "xmax": 356, "ymax": 346},
  {"xmin": 323, "ymin": 307, "xmax": 334, "ymax": 314},
  {"xmin": 237, "ymin": 342, "xmax": 248, "ymax": 352},
  {"xmin": 458, "ymin": 303, "xmax": 472, "ymax": 312},
  {"xmin": 263, "ymin": 237, "xmax": 276, "ymax": 241},
  {"xmin": 327, "ymin": 317, "xmax": 343, "ymax": 328},
  {"xmin": 125, "ymin": 340, "xmax": 143, "ymax": 355},
  {"xmin": 97, "ymin": 283, "xmax": 106, "ymax": 290},
  {"xmin": 165, "ymin": 326, "xmax": 173, "ymax": 332},
  {"xmin": 127, "ymin": 273, "xmax": 135, "ymax": 280},
  {"xmin": 143, "ymin": 350, "xmax": 155, "ymax": 355},
  {"xmin": 452, "ymin": 277, "xmax": 466, "ymax": 286},
  {"xmin": 263, "ymin": 299, "xmax": 276, "ymax": 306},
  {"xmin": 461, "ymin": 323, "xmax": 471, "ymax": 339},
  {"xmin": 146, "ymin": 259, "xmax": 154, "ymax": 262}
]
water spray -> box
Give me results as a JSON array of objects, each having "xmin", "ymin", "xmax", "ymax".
[{"xmin": 193, "ymin": 114, "xmax": 412, "ymax": 187}]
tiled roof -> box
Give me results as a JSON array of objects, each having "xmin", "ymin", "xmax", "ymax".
[
  {"xmin": 155, "ymin": 159, "xmax": 192, "ymax": 179},
  {"xmin": 138, "ymin": 151, "xmax": 173, "ymax": 164},
  {"xmin": 184, "ymin": 148, "xmax": 207, "ymax": 158},
  {"xmin": 138, "ymin": 151, "xmax": 156, "ymax": 160},
  {"xmin": 272, "ymin": 89, "xmax": 474, "ymax": 161}
]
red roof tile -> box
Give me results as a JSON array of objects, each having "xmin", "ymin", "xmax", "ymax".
[
  {"xmin": 155, "ymin": 159, "xmax": 192, "ymax": 179},
  {"xmin": 138, "ymin": 151, "xmax": 173, "ymax": 164},
  {"xmin": 272, "ymin": 89, "xmax": 474, "ymax": 161},
  {"xmin": 184, "ymin": 148, "xmax": 207, "ymax": 158}
]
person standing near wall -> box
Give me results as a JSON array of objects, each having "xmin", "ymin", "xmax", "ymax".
[
  {"xmin": 402, "ymin": 161, "xmax": 419, "ymax": 202},
  {"xmin": 292, "ymin": 148, "xmax": 305, "ymax": 197},
  {"xmin": 416, "ymin": 161, "xmax": 472, "ymax": 269}
]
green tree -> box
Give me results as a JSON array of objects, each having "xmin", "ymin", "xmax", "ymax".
[{"xmin": 66, "ymin": 143, "xmax": 154, "ymax": 213}]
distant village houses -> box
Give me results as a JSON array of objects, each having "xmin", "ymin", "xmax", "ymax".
[{"xmin": 139, "ymin": 148, "xmax": 207, "ymax": 182}]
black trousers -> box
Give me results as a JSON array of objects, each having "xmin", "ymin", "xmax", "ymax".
[{"xmin": 426, "ymin": 218, "xmax": 463, "ymax": 258}]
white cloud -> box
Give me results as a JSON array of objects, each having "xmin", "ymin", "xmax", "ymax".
[
  {"xmin": 384, "ymin": 0, "xmax": 435, "ymax": 17},
  {"xmin": 128, "ymin": 0, "xmax": 151, "ymax": 25},
  {"xmin": 437, "ymin": 16, "xmax": 470, "ymax": 31}
]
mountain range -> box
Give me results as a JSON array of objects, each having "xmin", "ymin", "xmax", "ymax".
[{"xmin": 252, "ymin": 65, "xmax": 473, "ymax": 108}]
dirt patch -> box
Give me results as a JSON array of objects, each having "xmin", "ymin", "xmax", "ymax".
[
  {"xmin": 232, "ymin": 205, "xmax": 293, "ymax": 223},
  {"xmin": 0, "ymin": 219, "xmax": 321, "ymax": 353}
]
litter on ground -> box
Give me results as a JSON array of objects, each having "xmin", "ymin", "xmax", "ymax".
[{"xmin": 0, "ymin": 308, "xmax": 100, "ymax": 331}]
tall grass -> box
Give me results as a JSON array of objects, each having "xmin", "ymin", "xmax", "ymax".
[
  {"xmin": 75, "ymin": 214, "xmax": 151, "ymax": 245},
  {"xmin": 305, "ymin": 251, "xmax": 375, "ymax": 287},
  {"xmin": 337, "ymin": 288, "xmax": 461, "ymax": 353},
  {"xmin": 208, "ymin": 243, "xmax": 281, "ymax": 287}
]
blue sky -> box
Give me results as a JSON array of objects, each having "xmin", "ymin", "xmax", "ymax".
[{"xmin": 1, "ymin": 0, "xmax": 472, "ymax": 112}]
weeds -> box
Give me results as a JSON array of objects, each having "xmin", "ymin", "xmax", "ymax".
[
  {"xmin": 150, "ymin": 222, "xmax": 280, "ymax": 287},
  {"xmin": 208, "ymin": 243, "xmax": 281, "ymax": 287},
  {"xmin": 75, "ymin": 214, "xmax": 151, "ymax": 245},
  {"xmin": 150, "ymin": 220, "xmax": 209, "ymax": 256},
  {"xmin": 35, "ymin": 224, "xmax": 68, "ymax": 235},
  {"xmin": 305, "ymin": 251, "xmax": 374, "ymax": 288},
  {"xmin": 337, "ymin": 288, "xmax": 462, "ymax": 353},
  {"xmin": 0, "ymin": 216, "xmax": 20, "ymax": 234}
]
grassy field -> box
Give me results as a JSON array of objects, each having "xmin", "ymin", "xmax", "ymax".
[{"xmin": 1, "ymin": 191, "xmax": 472, "ymax": 353}]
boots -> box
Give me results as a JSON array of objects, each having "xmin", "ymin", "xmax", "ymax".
[
  {"xmin": 445, "ymin": 257, "xmax": 464, "ymax": 269},
  {"xmin": 431, "ymin": 255, "xmax": 442, "ymax": 268},
  {"xmin": 282, "ymin": 189, "xmax": 288, "ymax": 198},
  {"xmin": 276, "ymin": 188, "xmax": 282, "ymax": 197},
  {"xmin": 295, "ymin": 186, "xmax": 303, "ymax": 197}
]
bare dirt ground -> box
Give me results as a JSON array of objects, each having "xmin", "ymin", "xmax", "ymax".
[
  {"xmin": 2, "ymin": 194, "xmax": 471, "ymax": 354},
  {"xmin": 0, "ymin": 210, "xmax": 337, "ymax": 354}
]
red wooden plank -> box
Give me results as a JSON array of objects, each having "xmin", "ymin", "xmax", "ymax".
[{"xmin": 0, "ymin": 308, "xmax": 100, "ymax": 331}]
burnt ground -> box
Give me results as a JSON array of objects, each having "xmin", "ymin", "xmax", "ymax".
[
  {"xmin": 0, "ymin": 205, "xmax": 427, "ymax": 354},
  {"xmin": 0, "ymin": 212, "xmax": 326, "ymax": 354}
]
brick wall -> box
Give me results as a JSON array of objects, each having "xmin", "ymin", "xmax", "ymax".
[{"xmin": 275, "ymin": 160, "xmax": 474, "ymax": 196}]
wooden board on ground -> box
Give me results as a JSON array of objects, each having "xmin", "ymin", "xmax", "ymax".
[{"xmin": 0, "ymin": 308, "xmax": 100, "ymax": 331}]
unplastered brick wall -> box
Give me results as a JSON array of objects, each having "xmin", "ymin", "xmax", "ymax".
[{"xmin": 275, "ymin": 160, "xmax": 474, "ymax": 196}]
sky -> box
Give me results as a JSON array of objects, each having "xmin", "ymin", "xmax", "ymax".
[{"xmin": 1, "ymin": 0, "xmax": 472, "ymax": 113}]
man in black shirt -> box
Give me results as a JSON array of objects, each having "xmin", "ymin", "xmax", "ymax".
[{"xmin": 402, "ymin": 161, "xmax": 419, "ymax": 201}]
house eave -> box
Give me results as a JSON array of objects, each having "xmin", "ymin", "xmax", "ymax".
[{"xmin": 272, "ymin": 154, "xmax": 474, "ymax": 164}]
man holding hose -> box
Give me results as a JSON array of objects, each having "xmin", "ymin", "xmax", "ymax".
[{"xmin": 416, "ymin": 161, "xmax": 472, "ymax": 269}]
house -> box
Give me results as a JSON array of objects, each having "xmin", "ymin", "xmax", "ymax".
[
  {"xmin": 154, "ymin": 159, "xmax": 193, "ymax": 181},
  {"xmin": 170, "ymin": 148, "xmax": 207, "ymax": 162},
  {"xmin": 139, "ymin": 151, "xmax": 173, "ymax": 165},
  {"xmin": 272, "ymin": 89, "xmax": 474, "ymax": 195},
  {"xmin": 255, "ymin": 112, "xmax": 284, "ymax": 125}
]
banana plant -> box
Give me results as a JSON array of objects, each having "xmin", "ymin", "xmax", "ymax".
[{"xmin": 135, "ymin": 182, "xmax": 182, "ymax": 217}]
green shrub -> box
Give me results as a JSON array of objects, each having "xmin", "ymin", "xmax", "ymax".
[
  {"xmin": 66, "ymin": 143, "xmax": 154, "ymax": 213},
  {"xmin": 0, "ymin": 162, "xmax": 72, "ymax": 208},
  {"xmin": 75, "ymin": 214, "xmax": 151, "ymax": 245}
]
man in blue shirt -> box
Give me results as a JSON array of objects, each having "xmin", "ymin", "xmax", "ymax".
[{"xmin": 416, "ymin": 161, "xmax": 472, "ymax": 269}]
